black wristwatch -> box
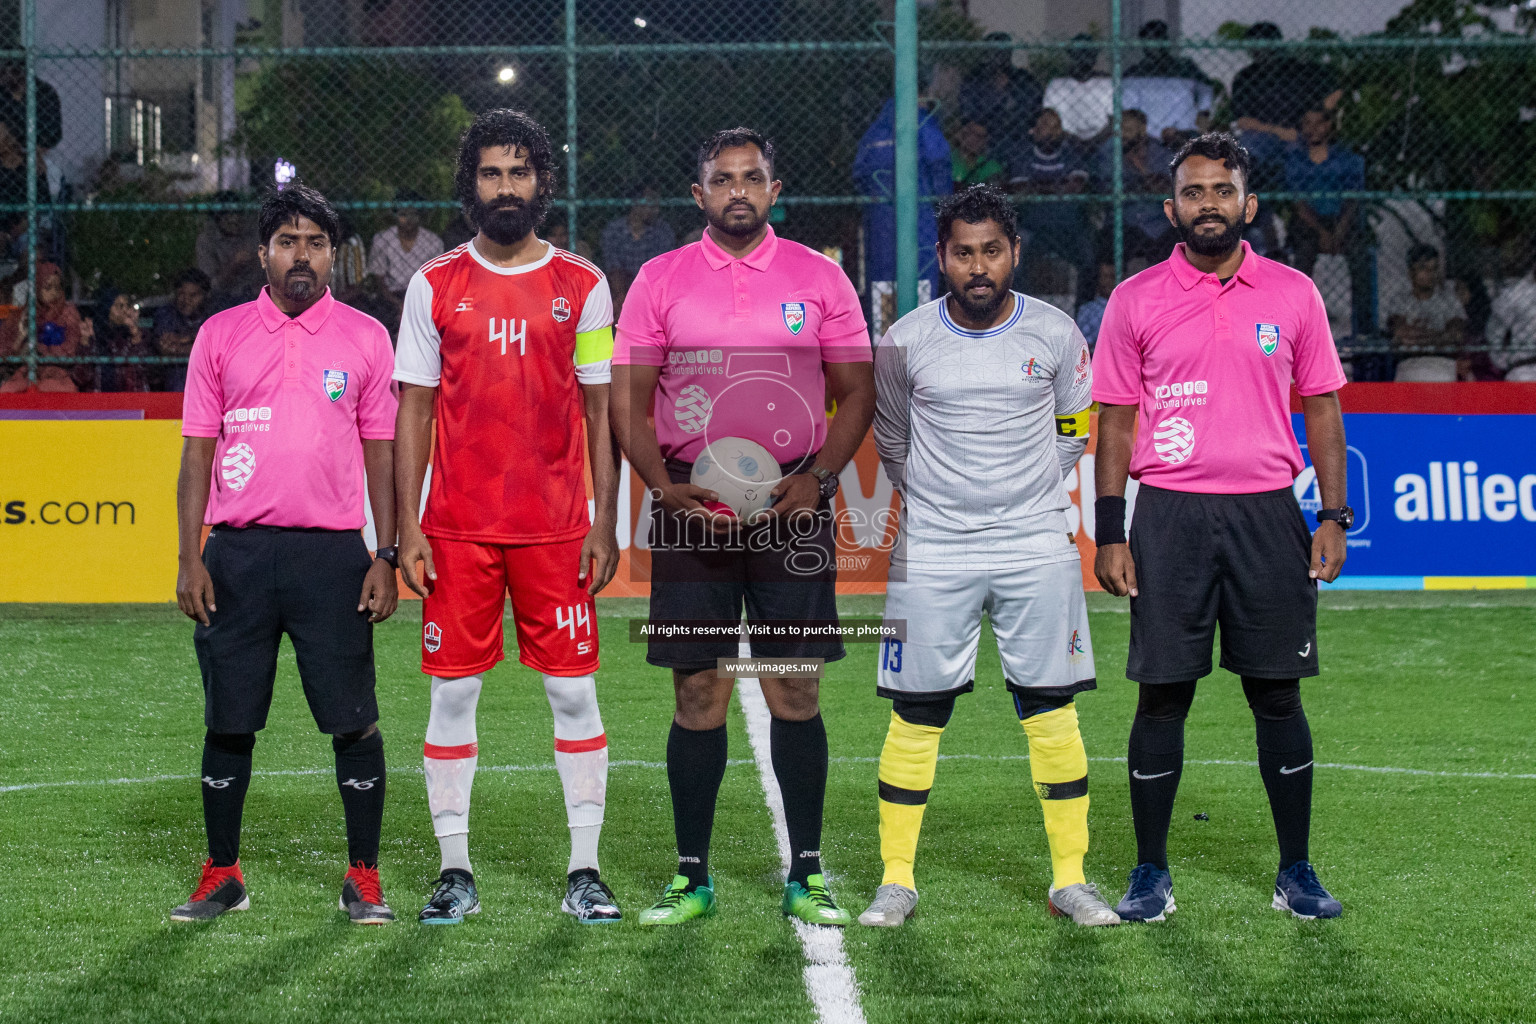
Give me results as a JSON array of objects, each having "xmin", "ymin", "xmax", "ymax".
[
  {"xmin": 374, "ymin": 545, "xmax": 400, "ymax": 569},
  {"xmin": 1315, "ymin": 507, "xmax": 1354, "ymax": 530},
  {"xmin": 809, "ymin": 466, "xmax": 840, "ymax": 500}
]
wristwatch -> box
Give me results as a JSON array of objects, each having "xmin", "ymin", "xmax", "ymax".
[
  {"xmin": 374, "ymin": 545, "xmax": 400, "ymax": 568},
  {"xmin": 1315, "ymin": 507, "xmax": 1354, "ymax": 530},
  {"xmin": 809, "ymin": 466, "xmax": 840, "ymax": 500}
]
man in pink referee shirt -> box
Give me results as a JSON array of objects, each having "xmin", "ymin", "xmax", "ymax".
[
  {"xmin": 611, "ymin": 128, "xmax": 875, "ymax": 927},
  {"xmin": 1092, "ymin": 134, "xmax": 1350, "ymax": 923},
  {"xmin": 171, "ymin": 185, "xmax": 401, "ymax": 925}
]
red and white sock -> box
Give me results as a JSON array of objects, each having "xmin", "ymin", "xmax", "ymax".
[
  {"xmin": 544, "ymin": 674, "xmax": 608, "ymax": 875},
  {"xmin": 424, "ymin": 674, "xmax": 482, "ymax": 874}
]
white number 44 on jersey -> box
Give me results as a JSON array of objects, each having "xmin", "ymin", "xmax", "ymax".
[{"xmin": 556, "ymin": 603, "xmax": 591, "ymax": 640}]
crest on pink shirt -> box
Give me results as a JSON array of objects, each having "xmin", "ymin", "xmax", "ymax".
[
  {"xmin": 1256, "ymin": 323, "xmax": 1280, "ymax": 357},
  {"xmin": 781, "ymin": 302, "xmax": 805, "ymax": 335},
  {"xmin": 323, "ymin": 368, "xmax": 348, "ymax": 402}
]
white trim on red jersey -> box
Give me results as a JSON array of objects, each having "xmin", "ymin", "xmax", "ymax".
[{"xmin": 391, "ymin": 239, "xmax": 612, "ymax": 388}]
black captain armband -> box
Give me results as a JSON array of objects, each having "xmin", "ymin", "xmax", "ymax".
[{"xmin": 1095, "ymin": 495, "xmax": 1127, "ymax": 546}]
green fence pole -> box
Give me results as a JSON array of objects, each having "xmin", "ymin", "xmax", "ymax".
[
  {"xmin": 893, "ymin": 0, "xmax": 918, "ymax": 317},
  {"xmin": 1110, "ymin": 0, "xmax": 1124, "ymax": 282},
  {"xmin": 22, "ymin": 0, "xmax": 36, "ymax": 385},
  {"xmin": 565, "ymin": 0, "xmax": 578, "ymax": 245}
]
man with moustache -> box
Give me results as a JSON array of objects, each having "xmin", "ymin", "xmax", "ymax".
[
  {"xmin": 861, "ymin": 184, "xmax": 1116, "ymax": 928},
  {"xmin": 172, "ymin": 184, "xmax": 400, "ymax": 924},
  {"xmin": 1092, "ymin": 133, "xmax": 1350, "ymax": 922},
  {"xmin": 393, "ymin": 109, "xmax": 625, "ymax": 924},
  {"xmin": 611, "ymin": 127, "xmax": 875, "ymax": 926}
]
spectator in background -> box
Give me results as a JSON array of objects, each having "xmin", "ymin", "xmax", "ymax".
[
  {"xmin": 951, "ymin": 120, "xmax": 1006, "ymax": 189},
  {"xmin": 1231, "ymin": 22, "xmax": 1342, "ymax": 189},
  {"xmin": 368, "ymin": 188, "xmax": 443, "ymax": 297},
  {"xmin": 94, "ymin": 288, "xmax": 156, "ymax": 392},
  {"xmin": 332, "ymin": 214, "xmax": 368, "ymax": 301},
  {"xmin": 1074, "ymin": 262, "xmax": 1116, "ymax": 350},
  {"xmin": 1094, "ymin": 109, "xmax": 1177, "ymax": 263},
  {"xmin": 1285, "ymin": 108, "xmax": 1367, "ymax": 335},
  {"xmin": 1009, "ymin": 107, "xmax": 1093, "ymax": 306},
  {"xmin": 0, "ymin": 261, "xmax": 83, "ymax": 392},
  {"xmin": 1385, "ymin": 245, "xmax": 1465, "ymax": 382},
  {"xmin": 0, "ymin": 111, "xmax": 49, "ymax": 259},
  {"xmin": 854, "ymin": 96, "xmax": 952, "ymax": 338},
  {"xmin": 600, "ymin": 185, "xmax": 675, "ymax": 277},
  {"xmin": 440, "ymin": 210, "xmax": 476, "ymax": 251},
  {"xmin": 196, "ymin": 191, "xmax": 266, "ymax": 312},
  {"xmin": 0, "ymin": 58, "xmax": 62, "ymax": 199},
  {"xmin": 1044, "ymin": 35, "xmax": 1114, "ymax": 145},
  {"xmin": 152, "ymin": 267, "xmax": 211, "ymax": 391},
  {"xmin": 543, "ymin": 218, "xmax": 596, "ymax": 262},
  {"xmin": 958, "ymin": 34, "xmax": 1042, "ymax": 165},
  {"xmin": 1122, "ymin": 19, "xmax": 1215, "ymax": 147},
  {"xmin": 1485, "ymin": 244, "xmax": 1536, "ymax": 381}
]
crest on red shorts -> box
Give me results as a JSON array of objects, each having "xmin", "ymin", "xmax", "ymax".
[{"xmin": 424, "ymin": 621, "xmax": 442, "ymax": 653}]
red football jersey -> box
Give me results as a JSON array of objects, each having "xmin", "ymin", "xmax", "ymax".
[{"xmin": 394, "ymin": 240, "xmax": 614, "ymax": 544}]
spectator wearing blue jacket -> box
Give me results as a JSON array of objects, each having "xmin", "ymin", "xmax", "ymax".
[{"xmin": 854, "ymin": 97, "xmax": 952, "ymax": 337}]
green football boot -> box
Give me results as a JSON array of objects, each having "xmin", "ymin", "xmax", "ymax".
[
  {"xmin": 637, "ymin": 875, "xmax": 716, "ymax": 926},
  {"xmin": 782, "ymin": 873, "xmax": 852, "ymax": 927}
]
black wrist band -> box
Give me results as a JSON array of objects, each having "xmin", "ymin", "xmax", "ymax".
[{"xmin": 1095, "ymin": 495, "xmax": 1127, "ymax": 546}]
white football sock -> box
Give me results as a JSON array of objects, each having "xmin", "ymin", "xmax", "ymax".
[
  {"xmin": 424, "ymin": 674, "xmax": 482, "ymax": 874},
  {"xmin": 543, "ymin": 674, "xmax": 608, "ymax": 875}
]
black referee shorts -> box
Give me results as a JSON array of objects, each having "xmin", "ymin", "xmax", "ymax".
[
  {"xmin": 647, "ymin": 457, "xmax": 844, "ymax": 673},
  {"xmin": 1127, "ymin": 485, "xmax": 1319, "ymax": 685},
  {"xmin": 194, "ymin": 525, "xmax": 379, "ymax": 735}
]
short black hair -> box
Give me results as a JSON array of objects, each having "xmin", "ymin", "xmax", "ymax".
[
  {"xmin": 1139, "ymin": 19, "xmax": 1169, "ymax": 40},
  {"xmin": 171, "ymin": 266, "xmax": 211, "ymax": 292},
  {"xmin": 1169, "ymin": 132, "xmax": 1254, "ymax": 194},
  {"xmin": 257, "ymin": 182, "xmax": 340, "ymax": 248},
  {"xmin": 395, "ymin": 186, "xmax": 426, "ymax": 206},
  {"xmin": 1407, "ymin": 243, "xmax": 1441, "ymax": 267},
  {"xmin": 454, "ymin": 108, "xmax": 556, "ymax": 217},
  {"xmin": 935, "ymin": 184, "xmax": 1018, "ymax": 248},
  {"xmin": 697, "ymin": 127, "xmax": 775, "ymax": 183}
]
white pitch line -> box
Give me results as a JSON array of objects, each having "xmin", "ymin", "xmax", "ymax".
[
  {"xmin": 735, "ymin": 653, "xmax": 867, "ymax": 1024},
  {"xmin": 5, "ymin": 753, "xmax": 1533, "ymax": 797}
]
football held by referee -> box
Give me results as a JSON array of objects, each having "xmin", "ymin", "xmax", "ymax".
[{"xmin": 1092, "ymin": 133, "xmax": 1351, "ymax": 922}]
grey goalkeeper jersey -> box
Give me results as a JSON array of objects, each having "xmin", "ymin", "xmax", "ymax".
[{"xmin": 873, "ymin": 292, "xmax": 1093, "ymax": 571}]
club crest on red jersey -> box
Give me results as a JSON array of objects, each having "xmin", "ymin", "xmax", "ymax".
[{"xmin": 552, "ymin": 296, "xmax": 571, "ymax": 323}]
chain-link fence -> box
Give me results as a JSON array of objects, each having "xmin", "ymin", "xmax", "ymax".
[{"xmin": 3, "ymin": 0, "xmax": 1534, "ymax": 390}]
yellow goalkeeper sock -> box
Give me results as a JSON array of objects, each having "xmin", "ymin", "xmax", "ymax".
[
  {"xmin": 1021, "ymin": 703, "xmax": 1091, "ymax": 890},
  {"xmin": 876, "ymin": 710, "xmax": 943, "ymax": 890}
]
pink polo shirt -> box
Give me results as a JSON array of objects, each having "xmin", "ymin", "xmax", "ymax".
[
  {"xmin": 1092, "ymin": 242, "xmax": 1346, "ymax": 493},
  {"xmin": 613, "ymin": 226, "xmax": 870, "ymax": 464},
  {"xmin": 182, "ymin": 287, "xmax": 397, "ymax": 529}
]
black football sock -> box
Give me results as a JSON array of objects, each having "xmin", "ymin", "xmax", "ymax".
[
  {"xmin": 333, "ymin": 728, "xmax": 387, "ymax": 868},
  {"xmin": 770, "ymin": 713, "xmax": 829, "ymax": 886},
  {"xmin": 1243, "ymin": 678, "xmax": 1313, "ymax": 872},
  {"xmin": 202, "ymin": 731, "xmax": 256, "ymax": 867},
  {"xmin": 1127, "ymin": 681, "xmax": 1195, "ymax": 871},
  {"xmin": 667, "ymin": 721, "xmax": 728, "ymax": 889}
]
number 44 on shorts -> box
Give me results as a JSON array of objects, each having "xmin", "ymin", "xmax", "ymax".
[{"xmin": 556, "ymin": 604, "xmax": 593, "ymax": 655}]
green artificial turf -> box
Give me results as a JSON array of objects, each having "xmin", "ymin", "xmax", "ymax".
[{"xmin": 0, "ymin": 591, "xmax": 1532, "ymax": 1023}]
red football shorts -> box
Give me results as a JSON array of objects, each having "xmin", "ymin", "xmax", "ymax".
[{"xmin": 420, "ymin": 536, "xmax": 599, "ymax": 678}]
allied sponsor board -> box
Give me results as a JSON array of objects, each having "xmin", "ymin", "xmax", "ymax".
[
  {"xmin": 3, "ymin": 392, "xmax": 1532, "ymax": 601},
  {"xmin": 1291, "ymin": 413, "xmax": 1536, "ymax": 578}
]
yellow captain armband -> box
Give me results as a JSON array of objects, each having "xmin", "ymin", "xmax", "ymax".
[
  {"xmin": 574, "ymin": 326, "xmax": 615, "ymax": 367},
  {"xmin": 1055, "ymin": 408, "xmax": 1091, "ymax": 438}
]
